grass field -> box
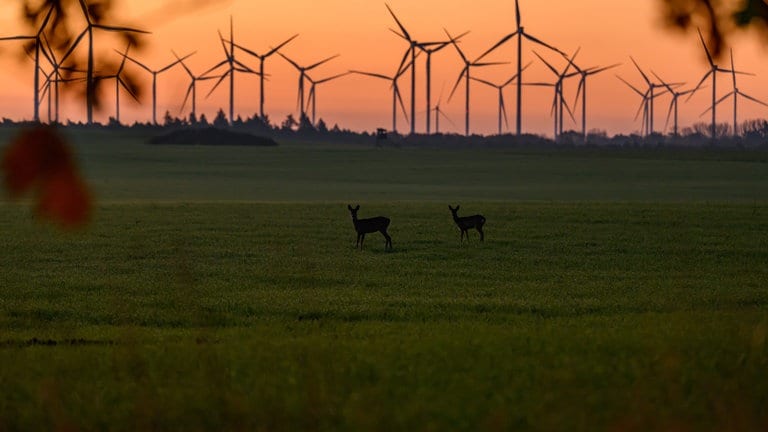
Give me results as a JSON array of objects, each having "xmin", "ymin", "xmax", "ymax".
[{"xmin": 1, "ymin": 129, "xmax": 767, "ymax": 430}]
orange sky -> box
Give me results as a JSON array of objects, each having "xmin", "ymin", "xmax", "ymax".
[{"xmin": 1, "ymin": 0, "xmax": 768, "ymax": 137}]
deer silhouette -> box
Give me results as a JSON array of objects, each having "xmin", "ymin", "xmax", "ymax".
[
  {"xmin": 348, "ymin": 205, "xmax": 392, "ymax": 250},
  {"xmin": 449, "ymin": 205, "xmax": 485, "ymax": 242}
]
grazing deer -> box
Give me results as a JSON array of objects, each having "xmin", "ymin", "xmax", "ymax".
[
  {"xmin": 348, "ymin": 205, "xmax": 392, "ymax": 250},
  {"xmin": 449, "ymin": 205, "xmax": 486, "ymax": 242}
]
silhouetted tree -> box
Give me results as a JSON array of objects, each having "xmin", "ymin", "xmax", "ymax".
[
  {"xmin": 198, "ymin": 113, "xmax": 209, "ymax": 126},
  {"xmin": 213, "ymin": 109, "xmax": 228, "ymax": 128},
  {"xmin": 317, "ymin": 118, "xmax": 328, "ymax": 133},
  {"xmin": 281, "ymin": 114, "xmax": 298, "ymax": 131},
  {"xmin": 188, "ymin": 112, "xmax": 198, "ymax": 126}
]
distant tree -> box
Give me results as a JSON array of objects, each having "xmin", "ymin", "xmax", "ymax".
[
  {"xmin": 281, "ymin": 114, "xmax": 298, "ymax": 131},
  {"xmin": 188, "ymin": 112, "xmax": 198, "ymax": 126},
  {"xmin": 213, "ymin": 109, "xmax": 228, "ymax": 128},
  {"xmin": 199, "ymin": 113, "xmax": 209, "ymax": 126},
  {"xmin": 298, "ymin": 113, "xmax": 315, "ymax": 132},
  {"xmin": 316, "ymin": 118, "xmax": 328, "ymax": 133}
]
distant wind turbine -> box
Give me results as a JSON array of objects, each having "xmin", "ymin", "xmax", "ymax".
[
  {"xmin": 201, "ymin": 17, "xmax": 260, "ymax": 124},
  {"xmin": 617, "ymin": 75, "xmax": 655, "ymax": 136},
  {"xmin": 306, "ymin": 72, "xmax": 350, "ymax": 125},
  {"xmin": 350, "ymin": 66, "xmax": 410, "ymax": 134},
  {"xmin": 563, "ymin": 54, "xmax": 621, "ymax": 143},
  {"xmin": 0, "ymin": 4, "xmax": 55, "ymax": 122},
  {"xmin": 119, "ymin": 51, "xmax": 193, "ymax": 125},
  {"xmin": 446, "ymin": 28, "xmax": 508, "ymax": 136},
  {"xmin": 651, "ymin": 71, "xmax": 695, "ymax": 137},
  {"xmin": 470, "ymin": 62, "xmax": 531, "ymax": 135},
  {"xmin": 58, "ymin": 0, "xmax": 149, "ymax": 124},
  {"xmin": 687, "ymin": 28, "xmax": 746, "ymax": 139},
  {"xmin": 533, "ymin": 50, "xmax": 579, "ymax": 140},
  {"xmin": 98, "ymin": 43, "xmax": 138, "ymax": 124},
  {"xmin": 228, "ymin": 34, "xmax": 299, "ymax": 120},
  {"xmin": 629, "ymin": 57, "xmax": 669, "ymax": 135},
  {"xmin": 700, "ymin": 49, "xmax": 766, "ymax": 137},
  {"xmin": 278, "ymin": 52, "xmax": 339, "ymax": 121},
  {"xmin": 174, "ymin": 50, "xmax": 221, "ymax": 120},
  {"xmin": 479, "ymin": 0, "xmax": 566, "ymax": 136}
]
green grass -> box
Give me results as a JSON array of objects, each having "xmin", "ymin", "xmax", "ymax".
[
  {"xmin": 1, "ymin": 129, "xmax": 767, "ymax": 430},
  {"xmin": 1, "ymin": 201, "xmax": 767, "ymax": 430}
]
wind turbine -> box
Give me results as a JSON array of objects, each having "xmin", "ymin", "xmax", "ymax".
[
  {"xmin": 227, "ymin": 34, "xmax": 299, "ymax": 120},
  {"xmin": 0, "ymin": 4, "xmax": 55, "ymax": 122},
  {"xmin": 565, "ymin": 55, "xmax": 621, "ymax": 143},
  {"xmin": 385, "ymin": 3, "xmax": 448, "ymax": 135},
  {"xmin": 446, "ymin": 29, "xmax": 508, "ymax": 136},
  {"xmin": 432, "ymin": 87, "xmax": 456, "ymax": 134},
  {"xmin": 305, "ymin": 72, "xmax": 350, "ymax": 125},
  {"xmin": 617, "ymin": 75, "xmax": 653, "ymax": 136},
  {"xmin": 119, "ymin": 51, "xmax": 193, "ymax": 125},
  {"xmin": 629, "ymin": 57, "xmax": 668, "ymax": 135},
  {"xmin": 58, "ymin": 0, "xmax": 149, "ymax": 124},
  {"xmin": 98, "ymin": 43, "xmax": 138, "ymax": 124},
  {"xmin": 350, "ymin": 66, "xmax": 410, "ymax": 134},
  {"xmin": 479, "ymin": 0, "xmax": 565, "ymax": 136},
  {"xmin": 416, "ymin": 35, "xmax": 465, "ymax": 135},
  {"xmin": 652, "ymin": 71, "xmax": 696, "ymax": 137},
  {"xmin": 174, "ymin": 50, "xmax": 221, "ymax": 120},
  {"xmin": 701, "ymin": 49, "xmax": 766, "ymax": 137},
  {"xmin": 687, "ymin": 28, "xmax": 743, "ymax": 140},
  {"xmin": 278, "ymin": 52, "xmax": 339, "ymax": 121},
  {"xmin": 201, "ymin": 17, "xmax": 259, "ymax": 124},
  {"xmin": 470, "ymin": 62, "xmax": 532, "ymax": 135},
  {"xmin": 533, "ymin": 50, "xmax": 579, "ymax": 140}
]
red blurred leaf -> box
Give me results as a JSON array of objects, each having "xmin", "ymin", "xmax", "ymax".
[
  {"xmin": 2, "ymin": 126, "xmax": 92, "ymax": 229},
  {"xmin": 36, "ymin": 167, "xmax": 91, "ymax": 229},
  {"xmin": 2, "ymin": 126, "xmax": 73, "ymax": 197}
]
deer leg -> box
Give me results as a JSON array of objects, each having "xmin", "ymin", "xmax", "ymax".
[
  {"xmin": 381, "ymin": 230, "xmax": 392, "ymax": 251},
  {"xmin": 477, "ymin": 226, "xmax": 484, "ymax": 242},
  {"xmin": 360, "ymin": 233, "xmax": 365, "ymax": 250}
]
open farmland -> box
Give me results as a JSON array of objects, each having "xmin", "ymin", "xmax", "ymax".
[{"xmin": 1, "ymin": 130, "xmax": 767, "ymax": 430}]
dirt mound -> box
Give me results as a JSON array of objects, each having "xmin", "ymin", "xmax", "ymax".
[{"xmin": 148, "ymin": 127, "xmax": 278, "ymax": 147}]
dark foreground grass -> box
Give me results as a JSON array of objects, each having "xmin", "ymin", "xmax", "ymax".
[{"xmin": 1, "ymin": 202, "xmax": 767, "ymax": 430}]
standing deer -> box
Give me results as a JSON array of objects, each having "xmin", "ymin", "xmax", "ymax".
[
  {"xmin": 449, "ymin": 205, "xmax": 486, "ymax": 242},
  {"xmin": 348, "ymin": 205, "xmax": 392, "ymax": 250}
]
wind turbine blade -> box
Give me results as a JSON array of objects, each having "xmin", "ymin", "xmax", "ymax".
[
  {"xmin": 444, "ymin": 29, "xmax": 468, "ymax": 63},
  {"xmin": 395, "ymin": 47, "xmax": 411, "ymax": 77},
  {"xmin": 0, "ymin": 35, "xmax": 35, "ymax": 41},
  {"xmin": 385, "ymin": 4, "xmax": 411, "ymax": 41},
  {"xmin": 233, "ymin": 59, "xmax": 257, "ymax": 74},
  {"xmin": 92, "ymin": 24, "xmax": 150, "ymax": 34},
  {"xmin": 173, "ymin": 49, "xmax": 194, "ymax": 76},
  {"xmin": 740, "ymin": 91, "xmax": 768, "ymax": 108},
  {"xmin": 350, "ymin": 70, "xmax": 391, "ymax": 81},
  {"xmin": 316, "ymin": 71, "xmax": 349, "ymax": 84},
  {"xmin": 523, "ymin": 33, "xmax": 563, "ymax": 55},
  {"xmin": 588, "ymin": 63, "xmax": 621, "ymax": 76},
  {"xmin": 119, "ymin": 52, "xmax": 152, "ymax": 73},
  {"xmin": 502, "ymin": 61, "xmax": 533, "ymax": 86},
  {"xmin": 633, "ymin": 99, "xmax": 646, "ymax": 121},
  {"xmin": 475, "ymin": 31, "xmax": 518, "ymax": 63},
  {"xmin": 180, "ymin": 83, "xmax": 193, "ymax": 113},
  {"xmin": 616, "ymin": 75, "xmax": 644, "ymax": 97},
  {"xmin": 388, "ymin": 28, "xmax": 409, "ymax": 42},
  {"xmin": 730, "ymin": 48, "xmax": 737, "ymax": 89},
  {"xmin": 501, "ymin": 95, "xmax": 510, "ymax": 130},
  {"xmin": 201, "ymin": 59, "xmax": 228, "ymax": 77},
  {"xmin": 277, "ymin": 51, "xmax": 302, "ymax": 71},
  {"xmin": 306, "ymin": 54, "xmax": 339, "ymax": 70},
  {"xmin": 562, "ymin": 98, "xmax": 576, "ymax": 123},
  {"xmin": 697, "ymin": 27, "xmax": 715, "ymax": 67},
  {"xmin": 651, "ymin": 70, "xmax": 673, "ymax": 93},
  {"xmin": 686, "ymin": 70, "xmax": 712, "ymax": 102},
  {"xmin": 266, "ymin": 34, "xmax": 299, "ymax": 57},
  {"xmin": 533, "ymin": 51, "xmax": 559, "ymax": 76},
  {"xmin": 470, "ymin": 76, "xmax": 497, "ymax": 88},
  {"xmin": 217, "ymin": 30, "xmax": 230, "ymax": 56},
  {"xmin": 118, "ymin": 77, "xmax": 140, "ymax": 103},
  {"xmin": 395, "ymin": 87, "xmax": 409, "ymax": 123},
  {"xmin": 515, "ymin": 0, "xmax": 521, "ymax": 30},
  {"xmin": 77, "ymin": 0, "xmax": 90, "ymax": 23},
  {"xmin": 629, "ymin": 56, "xmax": 651, "ymax": 85},
  {"xmin": 159, "ymin": 54, "xmax": 190, "ymax": 73},
  {"xmin": 664, "ymin": 99, "xmax": 674, "ymax": 132},
  {"xmin": 447, "ymin": 68, "xmax": 467, "ymax": 103},
  {"xmin": 205, "ymin": 71, "xmax": 230, "ymax": 98},
  {"xmin": 473, "ymin": 61, "xmax": 509, "ymax": 67},
  {"xmin": 59, "ymin": 28, "xmax": 88, "ymax": 64},
  {"xmin": 574, "ymin": 77, "xmax": 584, "ymax": 107}
]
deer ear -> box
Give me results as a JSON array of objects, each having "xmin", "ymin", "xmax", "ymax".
[
  {"xmin": 455, "ymin": 205, "xmax": 460, "ymax": 211},
  {"xmin": 448, "ymin": 205, "xmax": 453, "ymax": 211},
  {"xmin": 354, "ymin": 205, "xmax": 360, "ymax": 211},
  {"xmin": 348, "ymin": 205, "xmax": 353, "ymax": 211}
]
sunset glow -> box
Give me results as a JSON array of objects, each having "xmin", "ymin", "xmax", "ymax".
[{"xmin": 1, "ymin": 0, "xmax": 768, "ymax": 136}]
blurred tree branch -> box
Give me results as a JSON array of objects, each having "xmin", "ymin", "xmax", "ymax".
[{"xmin": 660, "ymin": 0, "xmax": 768, "ymax": 59}]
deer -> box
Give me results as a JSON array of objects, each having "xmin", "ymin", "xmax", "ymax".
[
  {"xmin": 348, "ymin": 205, "xmax": 392, "ymax": 251},
  {"xmin": 449, "ymin": 205, "xmax": 486, "ymax": 242}
]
